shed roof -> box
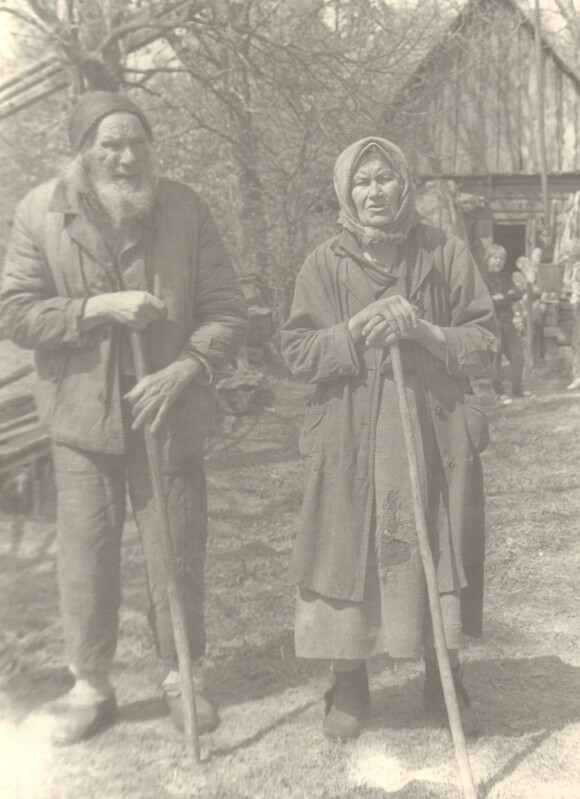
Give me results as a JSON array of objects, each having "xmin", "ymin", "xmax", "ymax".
[{"xmin": 399, "ymin": 0, "xmax": 580, "ymax": 101}]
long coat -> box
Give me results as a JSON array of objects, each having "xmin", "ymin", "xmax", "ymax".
[
  {"xmin": 281, "ymin": 224, "xmax": 498, "ymax": 632},
  {"xmin": 0, "ymin": 177, "xmax": 248, "ymax": 465}
]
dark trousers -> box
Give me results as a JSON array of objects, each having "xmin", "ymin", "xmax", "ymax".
[
  {"xmin": 53, "ymin": 421, "xmax": 208, "ymax": 680},
  {"xmin": 490, "ymin": 320, "xmax": 525, "ymax": 397}
]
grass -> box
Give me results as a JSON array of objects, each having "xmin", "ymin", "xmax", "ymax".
[{"xmin": 1, "ymin": 351, "xmax": 579, "ymax": 799}]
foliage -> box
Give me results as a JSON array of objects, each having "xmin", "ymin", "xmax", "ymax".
[
  {"xmin": 3, "ymin": 0, "xmax": 576, "ymax": 323},
  {"xmin": 0, "ymin": 0, "xmax": 453, "ymax": 324}
]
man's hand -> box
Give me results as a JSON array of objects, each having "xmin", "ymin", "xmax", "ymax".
[
  {"xmin": 491, "ymin": 293, "xmax": 505, "ymax": 301},
  {"xmin": 83, "ymin": 291, "xmax": 167, "ymax": 331},
  {"xmin": 348, "ymin": 295, "xmax": 419, "ymax": 344},
  {"xmin": 124, "ymin": 359, "xmax": 203, "ymax": 433}
]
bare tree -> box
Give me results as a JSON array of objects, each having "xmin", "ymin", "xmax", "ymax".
[{"xmin": 0, "ymin": 0, "xmax": 453, "ymax": 323}]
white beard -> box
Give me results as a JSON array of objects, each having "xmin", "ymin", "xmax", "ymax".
[
  {"xmin": 92, "ymin": 178, "xmax": 157, "ymax": 230},
  {"xmin": 65, "ymin": 151, "xmax": 158, "ymax": 231}
]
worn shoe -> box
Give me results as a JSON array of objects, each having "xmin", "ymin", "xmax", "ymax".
[
  {"xmin": 423, "ymin": 658, "xmax": 480, "ymax": 737},
  {"xmin": 566, "ymin": 378, "xmax": 580, "ymax": 391},
  {"xmin": 164, "ymin": 688, "xmax": 220, "ymax": 734},
  {"xmin": 323, "ymin": 662, "xmax": 371, "ymax": 741},
  {"xmin": 497, "ymin": 394, "xmax": 513, "ymax": 406},
  {"xmin": 41, "ymin": 693, "xmax": 117, "ymax": 746}
]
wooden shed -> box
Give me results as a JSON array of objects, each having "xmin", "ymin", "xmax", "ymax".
[{"xmin": 386, "ymin": 0, "xmax": 580, "ymax": 271}]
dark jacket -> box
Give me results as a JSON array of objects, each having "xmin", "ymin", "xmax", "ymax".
[
  {"xmin": 281, "ymin": 224, "xmax": 499, "ymax": 604},
  {"xmin": 0, "ymin": 177, "xmax": 248, "ymax": 463},
  {"xmin": 485, "ymin": 269, "xmax": 522, "ymax": 324}
]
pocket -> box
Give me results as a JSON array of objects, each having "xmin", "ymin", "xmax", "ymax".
[
  {"xmin": 35, "ymin": 350, "xmax": 67, "ymax": 384},
  {"xmin": 461, "ymin": 394, "xmax": 489, "ymax": 453},
  {"xmin": 298, "ymin": 403, "xmax": 329, "ymax": 456}
]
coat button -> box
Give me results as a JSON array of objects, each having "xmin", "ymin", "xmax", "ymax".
[{"xmin": 434, "ymin": 404, "xmax": 443, "ymax": 415}]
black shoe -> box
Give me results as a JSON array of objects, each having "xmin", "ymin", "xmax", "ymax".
[
  {"xmin": 164, "ymin": 689, "xmax": 220, "ymax": 735},
  {"xmin": 43, "ymin": 694, "xmax": 117, "ymax": 746},
  {"xmin": 323, "ymin": 663, "xmax": 371, "ymax": 741},
  {"xmin": 423, "ymin": 658, "xmax": 480, "ymax": 737}
]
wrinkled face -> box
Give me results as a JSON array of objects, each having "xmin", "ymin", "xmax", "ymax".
[
  {"xmin": 488, "ymin": 253, "xmax": 506, "ymax": 273},
  {"xmin": 84, "ymin": 112, "xmax": 153, "ymax": 190},
  {"xmin": 351, "ymin": 156, "xmax": 401, "ymax": 228}
]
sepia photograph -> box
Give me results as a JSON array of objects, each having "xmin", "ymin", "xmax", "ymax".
[{"xmin": 0, "ymin": 1, "xmax": 578, "ymax": 797}]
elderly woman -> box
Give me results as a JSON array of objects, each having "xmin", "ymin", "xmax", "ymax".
[{"xmin": 281, "ymin": 137, "xmax": 498, "ymax": 740}]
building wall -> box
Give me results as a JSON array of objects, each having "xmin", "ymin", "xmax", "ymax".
[{"xmin": 390, "ymin": 0, "xmax": 580, "ymax": 176}]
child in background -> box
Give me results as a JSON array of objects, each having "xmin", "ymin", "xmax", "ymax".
[{"xmin": 485, "ymin": 244, "xmax": 526, "ymax": 405}]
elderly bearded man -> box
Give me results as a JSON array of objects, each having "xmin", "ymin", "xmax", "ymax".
[{"xmin": 0, "ymin": 92, "xmax": 248, "ymax": 744}]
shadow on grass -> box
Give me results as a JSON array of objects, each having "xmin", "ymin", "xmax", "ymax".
[
  {"xmin": 494, "ymin": 393, "xmax": 579, "ymax": 419},
  {"xmin": 209, "ymin": 698, "xmax": 319, "ymax": 759},
  {"xmin": 321, "ymin": 782, "xmax": 461, "ymax": 798},
  {"xmin": 205, "ymin": 629, "xmax": 320, "ymax": 708},
  {"xmin": 368, "ymin": 655, "xmax": 580, "ymax": 738},
  {"xmin": 118, "ymin": 695, "xmax": 166, "ymax": 724}
]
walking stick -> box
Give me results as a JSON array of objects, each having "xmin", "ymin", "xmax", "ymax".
[
  {"xmin": 390, "ymin": 340, "xmax": 478, "ymax": 799},
  {"xmin": 130, "ymin": 330, "xmax": 200, "ymax": 764}
]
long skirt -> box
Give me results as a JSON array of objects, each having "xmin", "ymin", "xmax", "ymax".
[{"xmin": 294, "ymin": 369, "xmax": 462, "ymax": 661}]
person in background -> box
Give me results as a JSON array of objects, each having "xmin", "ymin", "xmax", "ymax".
[
  {"xmin": 565, "ymin": 239, "xmax": 580, "ymax": 390},
  {"xmin": 0, "ymin": 92, "xmax": 248, "ymax": 744},
  {"xmin": 282, "ymin": 137, "xmax": 498, "ymax": 741},
  {"xmin": 513, "ymin": 254, "xmax": 545, "ymax": 367},
  {"xmin": 485, "ymin": 244, "xmax": 526, "ymax": 405}
]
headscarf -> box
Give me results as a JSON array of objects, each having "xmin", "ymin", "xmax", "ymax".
[
  {"xmin": 333, "ymin": 137, "xmax": 419, "ymax": 245},
  {"xmin": 69, "ymin": 91, "xmax": 152, "ymax": 153}
]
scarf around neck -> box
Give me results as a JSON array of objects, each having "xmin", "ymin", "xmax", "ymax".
[{"xmin": 333, "ymin": 137, "xmax": 419, "ymax": 245}]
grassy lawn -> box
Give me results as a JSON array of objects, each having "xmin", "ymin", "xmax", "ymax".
[{"xmin": 1, "ymin": 349, "xmax": 579, "ymax": 799}]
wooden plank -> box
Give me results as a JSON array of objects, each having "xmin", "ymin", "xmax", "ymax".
[
  {"xmin": 0, "ymin": 412, "xmax": 39, "ymax": 438},
  {"xmin": 0, "ymin": 446, "xmax": 52, "ymax": 478},
  {"xmin": 0, "ymin": 420, "xmax": 43, "ymax": 447},
  {"xmin": 556, "ymin": 67, "xmax": 563, "ymax": 172},
  {"xmin": 0, "ymin": 394, "xmax": 36, "ymax": 423},
  {"xmin": 0, "ymin": 58, "xmax": 59, "ymax": 94},
  {"xmin": 0, "ymin": 365, "xmax": 34, "ymax": 389},
  {"xmin": 0, "ymin": 434, "xmax": 51, "ymax": 471}
]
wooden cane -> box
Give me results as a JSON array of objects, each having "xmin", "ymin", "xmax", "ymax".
[
  {"xmin": 130, "ymin": 330, "xmax": 200, "ymax": 764},
  {"xmin": 390, "ymin": 340, "xmax": 478, "ymax": 799}
]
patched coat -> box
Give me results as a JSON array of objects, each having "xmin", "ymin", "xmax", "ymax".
[
  {"xmin": 282, "ymin": 224, "xmax": 499, "ymax": 624},
  {"xmin": 0, "ymin": 177, "xmax": 248, "ymax": 463}
]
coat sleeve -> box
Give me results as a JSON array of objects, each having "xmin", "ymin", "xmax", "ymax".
[
  {"xmin": 177, "ymin": 200, "xmax": 248, "ymax": 373},
  {"xmin": 0, "ymin": 194, "xmax": 94, "ymax": 351},
  {"xmin": 439, "ymin": 239, "xmax": 500, "ymax": 377},
  {"xmin": 281, "ymin": 251, "xmax": 360, "ymax": 384}
]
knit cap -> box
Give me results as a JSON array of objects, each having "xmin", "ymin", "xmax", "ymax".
[{"xmin": 68, "ymin": 91, "xmax": 152, "ymax": 153}]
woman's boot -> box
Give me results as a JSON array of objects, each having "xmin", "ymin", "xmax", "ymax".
[
  {"xmin": 323, "ymin": 662, "xmax": 371, "ymax": 740},
  {"xmin": 423, "ymin": 657, "xmax": 480, "ymax": 736}
]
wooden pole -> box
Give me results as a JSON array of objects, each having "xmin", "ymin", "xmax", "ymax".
[
  {"xmin": 534, "ymin": 0, "xmax": 550, "ymax": 227},
  {"xmin": 130, "ymin": 330, "xmax": 200, "ymax": 764},
  {"xmin": 525, "ymin": 280, "xmax": 535, "ymax": 376},
  {"xmin": 390, "ymin": 341, "xmax": 478, "ymax": 799}
]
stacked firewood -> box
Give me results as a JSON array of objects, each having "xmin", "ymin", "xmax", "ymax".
[{"xmin": 0, "ymin": 367, "xmax": 54, "ymax": 548}]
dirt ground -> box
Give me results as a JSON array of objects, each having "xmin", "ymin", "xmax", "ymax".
[{"xmin": 0, "ymin": 341, "xmax": 579, "ymax": 799}]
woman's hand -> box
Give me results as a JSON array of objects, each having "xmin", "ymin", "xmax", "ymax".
[
  {"xmin": 362, "ymin": 315, "xmax": 448, "ymax": 363},
  {"xmin": 348, "ymin": 295, "xmax": 419, "ymax": 344}
]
